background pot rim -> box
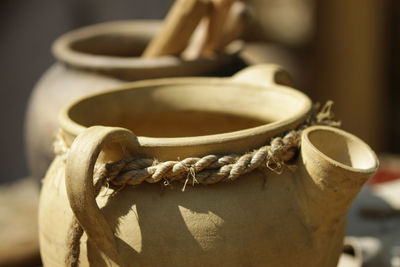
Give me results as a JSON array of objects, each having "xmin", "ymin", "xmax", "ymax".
[{"xmin": 52, "ymin": 20, "xmax": 241, "ymax": 75}]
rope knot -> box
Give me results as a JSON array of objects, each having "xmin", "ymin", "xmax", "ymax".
[{"xmin": 313, "ymin": 101, "xmax": 341, "ymax": 127}]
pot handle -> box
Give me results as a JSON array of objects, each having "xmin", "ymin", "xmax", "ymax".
[
  {"xmin": 231, "ymin": 64, "xmax": 293, "ymax": 87},
  {"xmin": 65, "ymin": 126, "xmax": 137, "ymax": 266}
]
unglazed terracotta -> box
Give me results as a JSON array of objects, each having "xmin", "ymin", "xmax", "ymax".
[
  {"xmin": 38, "ymin": 65, "xmax": 378, "ymax": 266},
  {"xmin": 25, "ymin": 20, "xmax": 242, "ymax": 181}
]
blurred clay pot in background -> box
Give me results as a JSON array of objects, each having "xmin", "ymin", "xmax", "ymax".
[{"xmin": 25, "ymin": 20, "xmax": 242, "ymax": 181}]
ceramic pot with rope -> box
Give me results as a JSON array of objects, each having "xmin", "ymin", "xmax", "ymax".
[
  {"xmin": 25, "ymin": 20, "xmax": 242, "ymax": 182},
  {"xmin": 38, "ymin": 65, "xmax": 378, "ymax": 266}
]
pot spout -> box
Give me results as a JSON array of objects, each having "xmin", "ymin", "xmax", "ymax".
[{"xmin": 299, "ymin": 126, "xmax": 379, "ymax": 219}]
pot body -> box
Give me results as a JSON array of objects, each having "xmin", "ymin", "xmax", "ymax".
[
  {"xmin": 39, "ymin": 156, "xmax": 344, "ymax": 267},
  {"xmin": 25, "ymin": 20, "xmax": 242, "ymax": 181},
  {"xmin": 26, "ymin": 63, "xmax": 120, "ymax": 181},
  {"xmin": 38, "ymin": 65, "xmax": 378, "ymax": 266}
]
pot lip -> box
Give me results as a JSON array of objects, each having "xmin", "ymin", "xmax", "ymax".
[
  {"xmin": 302, "ymin": 125, "xmax": 379, "ymax": 174},
  {"xmin": 59, "ymin": 77, "xmax": 312, "ymax": 148},
  {"xmin": 52, "ymin": 19, "xmax": 241, "ymax": 72}
]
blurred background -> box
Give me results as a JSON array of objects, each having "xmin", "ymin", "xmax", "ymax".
[
  {"xmin": 0, "ymin": 0, "xmax": 395, "ymax": 182},
  {"xmin": 0, "ymin": 0, "xmax": 399, "ymax": 266}
]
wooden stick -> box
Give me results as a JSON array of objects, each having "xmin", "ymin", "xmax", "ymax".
[
  {"xmin": 142, "ymin": 0, "xmax": 212, "ymax": 58},
  {"xmin": 181, "ymin": 18, "xmax": 209, "ymax": 59},
  {"xmin": 201, "ymin": 0, "xmax": 235, "ymax": 56},
  {"xmin": 214, "ymin": 1, "xmax": 250, "ymax": 52}
]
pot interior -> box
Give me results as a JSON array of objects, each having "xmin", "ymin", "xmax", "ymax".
[
  {"xmin": 78, "ymin": 110, "xmax": 265, "ymax": 138},
  {"xmin": 70, "ymin": 33, "xmax": 150, "ymax": 57},
  {"xmin": 55, "ymin": 21, "xmax": 160, "ymax": 58},
  {"xmin": 66, "ymin": 80, "xmax": 310, "ymax": 138}
]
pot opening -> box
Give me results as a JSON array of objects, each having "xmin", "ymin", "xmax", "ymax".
[
  {"xmin": 79, "ymin": 109, "xmax": 265, "ymax": 138},
  {"xmin": 70, "ymin": 33, "xmax": 149, "ymax": 57},
  {"xmin": 65, "ymin": 80, "xmax": 310, "ymax": 139},
  {"xmin": 306, "ymin": 128, "xmax": 378, "ymax": 171}
]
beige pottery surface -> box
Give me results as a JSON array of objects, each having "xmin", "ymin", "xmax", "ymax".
[
  {"xmin": 39, "ymin": 65, "xmax": 378, "ymax": 266},
  {"xmin": 25, "ymin": 20, "xmax": 242, "ymax": 181}
]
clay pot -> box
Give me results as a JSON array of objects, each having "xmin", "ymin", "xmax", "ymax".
[
  {"xmin": 25, "ymin": 20, "xmax": 242, "ymax": 181},
  {"xmin": 39, "ymin": 65, "xmax": 378, "ymax": 266}
]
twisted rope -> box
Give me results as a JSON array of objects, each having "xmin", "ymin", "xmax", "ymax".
[
  {"xmin": 101, "ymin": 129, "xmax": 299, "ymax": 189},
  {"xmin": 58, "ymin": 101, "xmax": 339, "ymax": 266}
]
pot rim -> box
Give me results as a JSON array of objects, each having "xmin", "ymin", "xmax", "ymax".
[
  {"xmin": 59, "ymin": 77, "xmax": 312, "ymax": 149},
  {"xmin": 52, "ymin": 20, "xmax": 241, "ymax": 73}
]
